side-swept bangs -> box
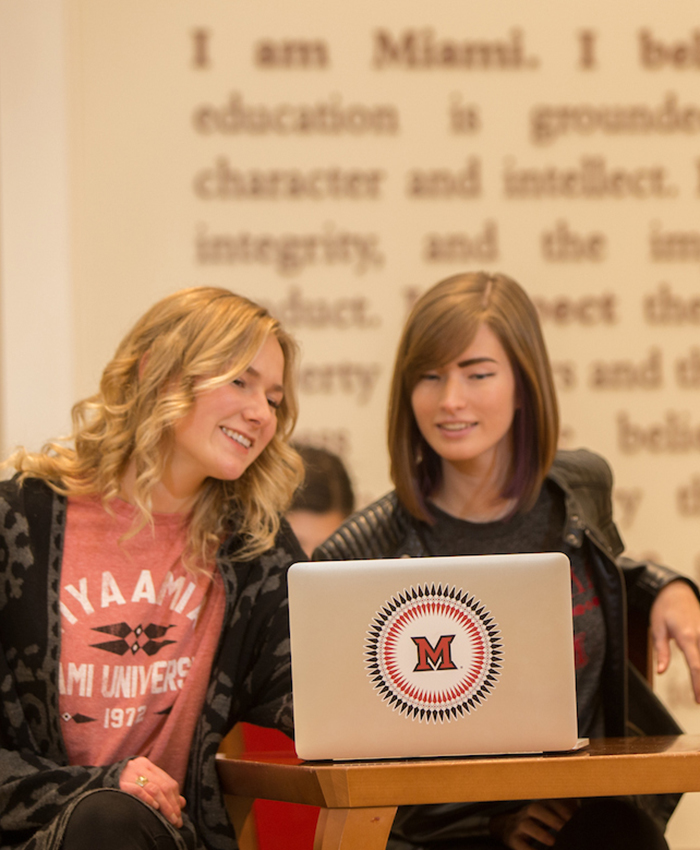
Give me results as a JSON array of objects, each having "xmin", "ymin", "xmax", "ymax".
[{"xmin": 388, "ymin": 272, "xmax": 559, "ymax": 523}]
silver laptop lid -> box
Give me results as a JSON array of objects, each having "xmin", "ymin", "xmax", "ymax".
[{"xmin": 289, "ymin": 552, "xmax": 579, "ymax": 761}]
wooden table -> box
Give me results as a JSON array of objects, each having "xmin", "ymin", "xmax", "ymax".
[{"xmin": 216, "ymin": 735, "xmax": 700, "ymax": 850}]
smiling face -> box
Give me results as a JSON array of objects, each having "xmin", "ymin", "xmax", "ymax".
[
  {"xmin": 410, "ymin": 323, "xmax": 517, "ymax": 484},
  {"xmin": 167, "ymin": 334, "xmax": 285, "ymax": 501}
]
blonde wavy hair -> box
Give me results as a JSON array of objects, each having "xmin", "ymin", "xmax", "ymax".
[{"xmin": 7, "ymin": 287, "xmax": 304, "ymax": 566}]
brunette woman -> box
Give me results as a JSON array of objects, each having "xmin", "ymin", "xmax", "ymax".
[{"xmin": 316, "ymin": 272, "xmax": 700, "ymax": 850}]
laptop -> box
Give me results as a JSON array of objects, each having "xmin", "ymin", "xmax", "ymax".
[{"xmin": 288, "ymin": 552, "xmax": 582, "ymax": 761}]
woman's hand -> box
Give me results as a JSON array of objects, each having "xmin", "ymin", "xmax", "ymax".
[
  {"xmin": 119, "ymin": 756, "xmax": 186, "ymax": 828},
  {"xmin": 651, "ymin": 579, "xmax": 700, "ymax": 702},
  {"xmin": 490, "ymin": 799, "xmax": 578, "ymax": 849}
]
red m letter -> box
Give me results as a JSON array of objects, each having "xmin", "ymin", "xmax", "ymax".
[{"xmin": 412, "ymin": 635, "xmax": 457, "ymax": 671}]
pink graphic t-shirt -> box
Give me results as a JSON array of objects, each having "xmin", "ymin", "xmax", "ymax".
[{"xmin": 59, "ymin": 496, "xmax": 226, "ymax": 787}]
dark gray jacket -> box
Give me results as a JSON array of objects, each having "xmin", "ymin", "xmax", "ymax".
[{"xmin": 0, "ymin": 476, "xmax": 303, "ymax": 850}]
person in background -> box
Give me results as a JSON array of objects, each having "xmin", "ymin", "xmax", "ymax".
[
  {"xmin": 285, "ymin": 444, "xmax": 355, "ymax": 557},
  {"xmin": 315, "ymin": 271, "xmax": 700, "ymax": 850},
  {"xmin": 0, "ymin": 287, "xmax": 305, "ymax": 850}
]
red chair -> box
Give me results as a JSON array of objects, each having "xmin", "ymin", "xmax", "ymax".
[{"xmin": 219, "ymin": 723, "xmax": 319, "ymax": 850}]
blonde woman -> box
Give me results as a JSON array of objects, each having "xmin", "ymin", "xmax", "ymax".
[
  {"xmin": 316, "ymin": 272, "xmax": 700, "ymax": 850},
  {"xmin": 0, "ymin": 287, "xmax": 304, "ymax": 850}
]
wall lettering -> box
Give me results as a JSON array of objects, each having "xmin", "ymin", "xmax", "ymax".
[
  {"xmin": 612, "ymin": 488, "xmax": 643, "ymax": 528},
  {"xmin": 191, "ymin": 29, "xmax": 211, "ymax": 69},
  {"xmin": 643, "ymin": 282, "xmax": 700, "ymax": 324},
  {"xmin": 260, "ymin": 286, "xmax": 381, "ymax": 329},
  {"xmin": 255, "ymin": 39, "xmax": 329, "ymax": 69},
  {"xmin": 676, "ymin": 347, "xmax": 700, "ymax": 388},
  {"xmin": 530, "ymin": 94, "xmax": 700, "ymax": 146},
  {"xmin": 618, "ymin": 410, "xmax": 700, "ymax": 453},
  {"xmin": 449, "ymin": 94, "xmax": 480, "ymax": 133},
  {"xmin": 649, "ymin": 221, "xmax": 700, "ymax": 261},
  {"xmin": 193, "ymin": 160, "xmax": 386, "ymax": 200},
  {"xmin": 406, "ymin": 158, "xmax": 481, "ymax": 198},
  {"xmin": 577, "ymin": 29, "xmax": 598, "ymax": 70},
  {"xmin": 677, "ymin": 475, "xmax": 700, "ymax": 516},
  {"xmin": 551, "ymin": 360, "xmax": 578, "ymax": 390},
  {"xmin": 298, "ymin": 362, "xmax": 382, "ymax": 404},
  {"xmin": 503, "ymin": 156, "xmax": 675, "ymax": 198},
  {"xmin": 423, "ymin": 221, "xmax": 498, "ymax": 263},
  {"xmin": 639, "ymin": 28, "xmax": 700, "ymax": 70},
  {"xmin": 541, "ymin": 219, "xmax": 607, "ymax": 262},
  {"xmin": 372, "ymin": 27, "xmax": 539, "ymax": 70},
  {"xmin": 401, "ymin": 286, "xmax": 423, "ymax": 317},
  {"xmin": 532, "ymin": 293, "xmax": 618, "ymax": 325},
  {"xmin": 589, "ymin": 348, "xmax": 663, "ymax": 390},
  {"xmin": 193, "ymin": 92, "xmax": 399, "ymax": 135},
  {"xmin": 194, "ymin": 224, "xmax": 384, "ymax": 275}
]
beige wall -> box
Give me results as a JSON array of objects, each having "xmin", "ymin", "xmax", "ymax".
[
  {"xmin": 2, "ymin": 1, "xmax": 700, "ymax": 844},
  {"xmin": 0, "ymin": 0, "xmax": 74, "ymax": 456}
]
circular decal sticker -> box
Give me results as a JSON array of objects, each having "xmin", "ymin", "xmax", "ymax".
[{"xmin": 365, "ymin": 584, "xmax": 503, "ymax": 723}]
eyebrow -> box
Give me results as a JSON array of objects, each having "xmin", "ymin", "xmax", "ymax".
[
  {"xmin": 245, "ymin": 365, "xmax": 284, "ymax": 395},
  {"xmin": 457, "ymin": 356, "xmax": 498, "ymax": 368}
]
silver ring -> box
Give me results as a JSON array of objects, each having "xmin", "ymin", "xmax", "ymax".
[{"xmin": 135, "ymin": 774, "xmax": 149, "ymax": 787}]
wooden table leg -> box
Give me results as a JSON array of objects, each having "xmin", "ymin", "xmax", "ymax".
[
  {"xmin": 313, "ymin": 806, "xmax": 397, "ymax": 850},
  {"xmin": 224, "ymin": 795, "xmax": 259, "ymax": 850}
]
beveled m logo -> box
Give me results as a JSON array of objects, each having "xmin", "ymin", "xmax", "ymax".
[
  {"xmin": 411, "ymin": 635, "xmax": 457, "ymax": 671},
  {"xmin": 365, "ymin": 584, "xmax": 503, "ymax": 723}
]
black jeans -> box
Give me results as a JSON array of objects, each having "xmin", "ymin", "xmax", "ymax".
[
  {"xmin": 389, "ymin": 798, "xmax": 669, "ymax": 850},
  {"xmin": 552, "ymin": 799, "xmax": 668, "ymax": 850},
  {"xmin": 61, "ymin": 790, "xmax": 188, "ymax": 850}
]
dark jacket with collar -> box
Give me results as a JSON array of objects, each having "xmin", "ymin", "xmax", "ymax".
[{"xmin": 314, "ymin": 449, "xmax": 692, "ymax": 834}]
